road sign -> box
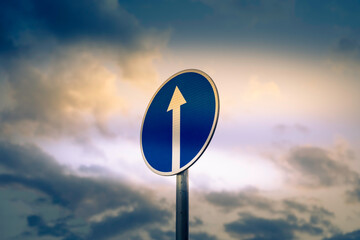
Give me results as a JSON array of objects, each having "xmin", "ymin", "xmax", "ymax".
[{"xmin": 141, "ymin": 69, "xmax": 219, "ymax": 176}]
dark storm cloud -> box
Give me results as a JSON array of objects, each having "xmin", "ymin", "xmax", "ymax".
[
  {"xmin": 286, "ymin": 146, "xmax": 358, "ymax": 187},
  {"xmin": 120, "ymin": 0, "xmax": 212, "ymax": 28},
  {"xmin": 283, "ymin": 200, "xmax": 309, "ymax": 212},
  {"xmin": 199, "ymin": 0, "xmax": 296, "ymax": 23},
  {"xmin": 335, "ymin": 37, "xmax": 360, "ymax": 60},
  {"xmin": 0, "ymin": 0, "xmax": 146, "ymax": 59},
  {"xmin": 283, "ymin": 200, "xmax": 334, "ymax": 217},
  {"xmin": 295, "ymin": 1, "xmax": 360, "ymax": 28},
  {"xmin": 147, "ymin": 228, "xmax": 174, "ymax": 240},
  {"xmin": 337, "ymin": 38, "xmax": 360, "ymax": 53},
  {"xmin": 122, "ymin": 0, "xmax": 360, "ymax": 31},
  {"xmin": 346, "ymin": 179, "xmax": 360, "ymax": 203},
  {"xmin": 199, "ymin": 0, "xmax": 360, "ymax": 29},
  {"xmin": 28, "ymin": 208, "xmax": 173, "ymax": 240},
  {"xmin": 190, "ymin": 216, "xmax": 203, "ymax": 227},
  {"xmin": 0, "ymin": 142, "xmax": 172, "ymax": 239},
  {"xmin": 205, "ymin": 188, "xmax": 274, "ymax": 212},
  {"xmin": 122, "ymin": 0, "xmax": 360, "ymax": 52},
  {"xmin": 78, "ymin": 164, "xmax": 112, "ymax": 175},
  {"xmin": 146, "ymin": 228, "xmax": 218, "ymax": 240},
  {"xmin": 88, "ymin": 206, "xmax": 170, "ymax": 240},
  {"xmin": 140, "ymin": 218, "xmax": 217, "ymax": 240},
  {"xmin": 206, "ymin": 188, "xmax": 337, "ymax": 228},
  {"xmin": 0, "ymin": 0, "xmax": 165, "ymax": 139},
  {"xmin": 324, "ymin": 229, "xmax": 360, "ymax": 240},
  {"xmin": 190, "ymin": 232, "xmax": 218, "ymax": 240},
  {"xmin": 205, "ymin": 188, "xmax": 339, "ymax": 239},
  {"xmin": 283, "ymin": 200, "xmax": 339, "ymax": 234},
  {"xmin": 225, "ymin": 212, "xmax": 323, "ymax": 240},
  {"xmin": 26, "ymin": 215, "xmax": 83, "ymax": 240}
]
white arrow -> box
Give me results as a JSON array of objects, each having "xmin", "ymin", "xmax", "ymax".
[{"xmin": 167, "ymin": 86, "xmax": 187, "ymax": 172}]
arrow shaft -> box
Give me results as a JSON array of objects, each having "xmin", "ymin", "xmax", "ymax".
[{"xmin": 172, "ymin": 107, "xmax": 181, "ymax": 171}]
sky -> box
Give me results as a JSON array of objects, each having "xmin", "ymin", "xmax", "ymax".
[{"xmin": 0, "ymin": 0, "xmax": 360, "ymax": 239}]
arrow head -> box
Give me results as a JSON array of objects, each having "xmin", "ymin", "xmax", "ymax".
[{"xmin": 167, "ymin": 86, "xmax": 187, "ymax": 112}]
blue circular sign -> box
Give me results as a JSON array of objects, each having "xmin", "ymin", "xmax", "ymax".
[{"xmin": 141, "ymin": 69, "xmax": 219, "ymax": 176}]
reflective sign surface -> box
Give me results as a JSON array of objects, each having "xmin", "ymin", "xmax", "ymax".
[{"xmin": 141, "ymin": 69, "xmax": 219, "ymax": 176}]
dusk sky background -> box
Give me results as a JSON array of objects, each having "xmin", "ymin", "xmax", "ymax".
[{"xmin": 1, "ymin": 0, "xmax": 360, "ymax": 239}]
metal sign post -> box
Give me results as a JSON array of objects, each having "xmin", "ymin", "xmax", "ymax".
[
  {"xmin": 176, "ymin": 170, "xmax": 189, "ymax": 240},
  {"xmin": 140, "ymin": 69, "xmax": 219, "ymax": 240}
]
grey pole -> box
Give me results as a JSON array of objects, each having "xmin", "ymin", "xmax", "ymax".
[{"xmin": 176, "ymin": 169, "xmax": 189, "ymax": 240}]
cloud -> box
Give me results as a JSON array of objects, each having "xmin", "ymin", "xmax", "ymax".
[
  {"xmin": 88, "ymin": 206, "xmax": 170, "ymax": 240},
  {"xmin": 0, "ymin": 142, "xmax": 172, "ymax": 239},
  {"xmin": 26, "ymin": 215, "xmax": 84, "ymax": 239},
  {"xmin": 0, "ymin": 0, "xmax": 156, "ymax": 58},
  {"xmin": 190, "ymin": 232, "xmax": 218, "ymax": 240},
  {"xmin": 283, "ymin": 199, "xmax": 334, "ymax": 217},
  {"xmin": 146, "ymin": 228, "xmax": 218, "ymax": 240},
  {"xmin": 337, "ymin": 38, "xmax": 360, "ymax": 53},
  {"xmin": 335, "ymin": 37, "xmax": 360, "ymax": 60},
  {"xmin": 197, "ymin": 0, "xmax": 295, "ymax": 25},
  {"xmin": 0, "ymin": 51, "xmax": 125, "ymax": 139},
  {"xmin": 273, "ymin": 124, "xmax": 309, "ymax": 135},
  {"xmin": 283, "ymin": 199, "xmax": 339, "ymax": 234},
  {"xmin": 205, "ymin": 188, "xmax": 338, "ymax": 229},
  {"xmin": 0, "ymin": 0, "xmax": 167, "ymax": 140},
  {"xmin": 0, "ymin": 3, "xmax": 171, "ymax": 237},
  {"xmin": 225, "ymin": 212, "xmax": 324, "ymax": 240},
  {"xmin": 282, "ymin": 146, "xmax": 358, "ymax": 188},
  {"xmin": 295, "ymin": 1, "xmax": 360, "ymax": 29},
  {"xmin": 204, "ymin": 187, "xmax": 339, "ymax": 239},
  {"xmin": 190, "ymin": 217, "xmax": 203, "ymax": 227},
  {"xmin": 205, "ymin": 188, "xmax": 274, "ymax": 212},
  {"xmin": 0, "ymin": 0, "xmax": 166, "ymax": 82},
  {"xmin": 346, "ymin": 179, "xmax": 360, "ymax": 203},
  {"xmin": 324, "ymin": 229, "xmax": 360, "ymax": 240},
  {"xmin": 283, "ymin": 199, "xmax": 309, "ymax": 212},
  {"xmin": 147, "ymin": 228, "xmax": 174, "ymax": 240}
]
